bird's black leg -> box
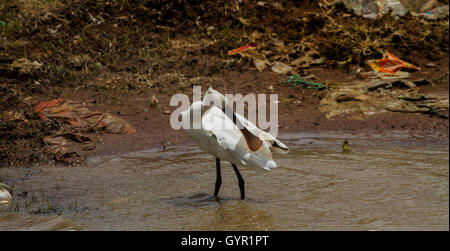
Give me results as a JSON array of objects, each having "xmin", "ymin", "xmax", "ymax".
[
  {"xmin": 214, "ymin": 158, "xmax": 222, "ymax": 197},
  {"xmin": 232, "ymin": 164, "xmax": 245, "ymax": 200}
]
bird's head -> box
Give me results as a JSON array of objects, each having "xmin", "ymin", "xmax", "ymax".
[{"xmin": 202, "ymin": 86, "xmax": 228, "ymax": 110}]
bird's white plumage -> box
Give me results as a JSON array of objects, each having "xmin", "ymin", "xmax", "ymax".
[{"xmin": 181, "ymin": 87, "xmax": 288, "ymax": 171}]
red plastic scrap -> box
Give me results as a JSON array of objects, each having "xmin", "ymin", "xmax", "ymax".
[
  {"xmin": 367, "ymin": 51, "xmax": 420, "ymax": 74},
  {"xmin": 227, "ymin": 43, "xmax": 257, "ymax": 55},
  {"xmin": 34, "ymin": 98, "xmax": 65, "ymax": 113}
]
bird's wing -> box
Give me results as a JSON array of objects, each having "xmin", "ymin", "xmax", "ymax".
[
  {"xmin": 202, "ymin": 106, "xmax": 242, "ymax": 151},
  {"xmin": 234, "ymin": 112, "xmax": 289, "ymax": 154},
  {"xmin": 202, "ymin": 106, "xmax": 277, "ymax": 171}
]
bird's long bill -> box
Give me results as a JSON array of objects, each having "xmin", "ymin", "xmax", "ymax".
[{"xmin": 223, "ymin": 104, "xmax": 263, "ymax": 152}]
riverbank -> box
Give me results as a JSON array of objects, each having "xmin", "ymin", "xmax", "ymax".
[{"xmin": 0, "ymin": 0, "xmax": 448, "ymax": 166}]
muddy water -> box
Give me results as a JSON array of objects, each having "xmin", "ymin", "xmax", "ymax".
[{"xmin": 1, "ymin": 133, "xmax": 448, "ymax": 230}]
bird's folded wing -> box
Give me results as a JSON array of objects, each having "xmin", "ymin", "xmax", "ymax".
[
  {"xmin": 234, "ymin": 112, "xmax": 289, "ymax": 154},
  {"xmin": 202, "ymin": 106, "xmax": 242, "ymax": 150},
  {"xmin": 202, "ymin": 107, "xmax": 277, "ymax": 171}
]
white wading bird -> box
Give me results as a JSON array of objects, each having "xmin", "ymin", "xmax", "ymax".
[
  {"xmin": 0, "ymin": 183, "xmax": 12, "ymax": 205},
  {"xmin": 181, "ymin": 87, "xmax": 288, "ymax": 199}
]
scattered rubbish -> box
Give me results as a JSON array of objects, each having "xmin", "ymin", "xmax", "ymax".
[
  {"xmin": 0, "ymin": 58, "xmax": 43, "ymax": 74},
  {"xmin": 237, "ymin": 17, "xmax": 250, "ymax": 26},
  {"xmin": 284, "ymin": 75, "xmax": 328, "ymax": 90},
  {"xmin": 290, "ymin": 49, "xmax": 323, "ymax": 69},
  {"xmin": 319, "ymin": 78, "xmax": 448, "ymax": 119},
  {"xmin": 271, "ymin": 61, "xmax": 293, "ymax": 74},
  {"xmin": 43, "ymin": 132, "xmax": 92, "ymax": 146},
  {"xmin": 413, "ymin": 78, "xmax": 433, "ymax": 86},
  {"xmin": 367, "ymin": 51, "xmax": 419, "ymax": 74},
  {"xmin": 253, "ymin": 58, "xmax": 270, "ymax": 72},
  {"xmin": 304, "ymin": 74, "xmax": 316, "ymax": 80},
  {"xmin": 324, "ymin": 0, "xmax": 449, "ymax": 19},
  {"xmin": 425, "ymin": 62, "xmax": 438, "ymax": 68},
  {"xmin": 342, "ymin": 140, "xmax": 351, "ymax": 153},
  {"xmin": 338, "ymin": 57, "xmax": 352, "ymax": 65},
  {"xmin": 35, "ymin": 98, "xmax": 136, "ymax": 134},
  {"xmin": 206, "ymin": 26, "xmax": 215, "ymax": 35},
  {"xmin": 151, "ymin": 94, "xmax": 159, "ymax": 108},
  {"xmin": 358, "ymin": 71, "xmax": 410, "ymax": 80},
  {"xmin": 33, "ymin": 98, "xmax": 136, "ymax": 164},
  {"xmin": 0, "ymin": 0, "xmax": 448, "ymax": 168},
  {"xmin": 324, "ymin": 0, "xmax": 401, "ymax": 19},
  {"xmin": 44, "ymin": 132, "xmax": 95, "ymax": 164},
  {"xmin": 272, "ymin": 2, "xmax": 285, "ymax": 11},
  {"xmin": 88, "ymin": 12, "xmax": 105, "ymax": 25},
  {"xmin": 419, "ymin": 4, "xmax": 450, "ymax": 20},
  {"xmin": 46, "ymin": 144, "xmax": 83, "ymax": 165},
  {"xmin": 228, "ymin": 43, "xmax": 257, "ymax": 55},
  {"xmin": 310, "ymin": 58, "xmax": 324, "ymax": 65},
  {"xmin": 256, "ymin": 1, "xmax": 267, "ymax": 7}
]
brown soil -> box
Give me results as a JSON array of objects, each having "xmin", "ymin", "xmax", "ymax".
[
  {"xmin": 0, "ymin": 0, "xmax": 448, "ymax": 166},
  {"xmin": 82, "ymin": 60, "xmax": 449, "ymax": 159}
]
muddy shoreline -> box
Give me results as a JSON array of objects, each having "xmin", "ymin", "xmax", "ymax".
[
  {"xmin": 83, "ymin": 60, "xmax": 449, "ymax": 160},
  {"xmin": 3, "ymin": 62, "xmax": 449, "ymax": 165},
  {"xmin": 2, "ymin": 61, "xmax": 449, "ymax": 166},
  {"xmin": 86, "ymin": 121, "xmax": 449, "ymax": 161}
]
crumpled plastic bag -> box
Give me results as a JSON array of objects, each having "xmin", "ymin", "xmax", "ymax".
[
  {"xmin": 35, "ymin": 98, "xmax": 136, "ymax": 134},
  {"xmin": 35, "ymin": 98, "xmax": 135, "ymax": 164}
]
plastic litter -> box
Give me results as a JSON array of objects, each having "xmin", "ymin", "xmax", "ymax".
[
  {"xmin": 5, "ymin": 58, "xmax": 43, "ymax": 74},
  {"xmin": 419, "ymin": 4, "xmax": 450, "ymax": 19},
  {"xmin": 342, "ymin": 140, "xmax": 351, "ymax": 153},
  {"xmin": 367, "ymin": 51, "xmax": 419, "ymax": 74},
  {"xmin": 228, "ymin": 43, "xmax": 257, "ymax": 55},
  {"xmin": 284, "ymin": 75, "xmax": 328, "ymax": 90},
  {"xmin": 35, "ymin": 98, "xmax": 136, "ymax": 134},
  {"xmin": 271, "ymin": 61, "xmax": 293, "ymax": 74},
  {"xmin": 319, "ymin": 78, "xmax": 448, "ymax": 119},
  {"xmin": 34, "ymin": 98, "xmax": 135, "ymax": 164},
  {"xmin": 324, "ymin": 0, "xmax": 449, "ymax": 19}
]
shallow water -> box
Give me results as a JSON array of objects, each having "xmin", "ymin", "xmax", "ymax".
[{"xmin": 1, "ymin": 134, "xmax": 448, "ymax": 230}]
